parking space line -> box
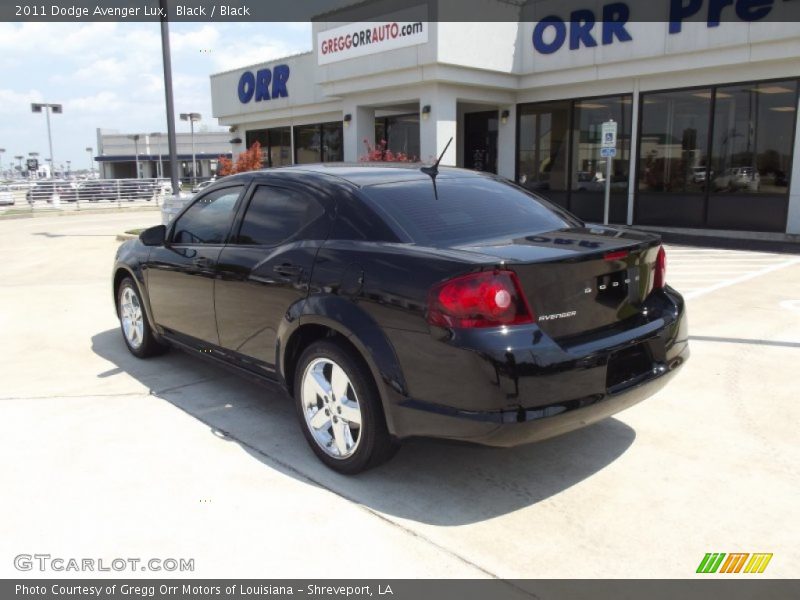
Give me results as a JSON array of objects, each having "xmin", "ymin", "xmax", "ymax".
[{"xmin": 683, "ymin": 257, "xmax": 800, "ymax": 300}]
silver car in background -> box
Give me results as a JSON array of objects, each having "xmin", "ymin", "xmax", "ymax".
[{"xmin": 0, "ymin": 185, "xmax": 14, "ymax": 206}]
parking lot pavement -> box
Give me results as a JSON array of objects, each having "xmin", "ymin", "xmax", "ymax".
[
  {"xmin": 665, "ymin": 245, "xmax": 800, "ymax": 300},
  {"xmin": 1, "ymin": 213, "xmax": 798, "ymax": 579}
]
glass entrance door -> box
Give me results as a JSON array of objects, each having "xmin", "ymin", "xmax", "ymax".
[{"xmin": 464, "ymin": 111, "xmax": 498, "ymax": 174}]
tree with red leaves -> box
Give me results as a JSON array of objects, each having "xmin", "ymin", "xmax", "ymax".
[
  {"xmin": 360, "ymin": 139, "xmax": 416, "ymax": 163},
  {"xmin": 217, "ymin": 142, "xmax": 264, "ymax": 176},
  {"xmin": 217, "ymin": 156, "xmax": 235, "ymax": 176}
]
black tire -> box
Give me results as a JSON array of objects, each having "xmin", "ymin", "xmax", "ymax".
[
  {"xmin": 117, "ymin": 277, "xmax": 168, "ymax": 358},
  {"xmin": 293, "ymin": 340, "xmax": 398, "ymax": 474}
]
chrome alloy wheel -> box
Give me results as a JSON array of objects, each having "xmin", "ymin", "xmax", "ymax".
[
  {"xmin": 120, "ymin": 286, "xmax": 144, "ymax": 349},
  {"xmin": 301, "ymin": 357, "xmax": 363, "ymax": 459}
]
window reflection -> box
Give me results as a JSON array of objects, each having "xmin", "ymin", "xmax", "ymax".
[
  {"xmin": 638, "ymin": 89, "xmax": 711, "ymax": 194},
  {"xmin": 322, "ymin": 122, "xmax": 343, "ymax": 162},
  {"xmin": 245, "ymin": 127, "xmax": 291, "ymax": 168},
  {"xmin": 518, "ymin": 101, "xmax": 570, "ymax": 201},
  {"xmin": 268, "ymin": 127, "xmax": 292, "ymax": 167},
  {"xmin": 711, "ymin": 81, "xmax": 797, "ymax": 195},
  {"xmin": 294, "ymin": 124, "xmax": 321, "ymax": 164},
  {"xmin": 374, "ymin": 113, "xmax": 420, "ymax": 159},
  {"xmin": 517, "ymin": 95, "xmax": 632, "ymax": 221},
  {"xmin": 636, "ymin": 79, "xmax": 798, "ymax": 231},
  {"xmin": 294, "ymin": 122, "xmax": 344, "ymax": 164}
]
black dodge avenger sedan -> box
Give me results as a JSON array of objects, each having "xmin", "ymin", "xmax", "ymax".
[{"xmin": 113, "ymin": 165, "xmax": 688, "ymax": 473}]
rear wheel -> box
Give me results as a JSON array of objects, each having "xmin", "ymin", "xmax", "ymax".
[
  {"xmin": 294, "ymin": 340, "xmax": 397, "ymax": 474},
  {"xmin": 117, "ymin": 277, "xmax": 167, "ymax": 358}
]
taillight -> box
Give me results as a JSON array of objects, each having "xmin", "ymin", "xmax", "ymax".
[
  {"xmin": 653, "ymin": 246, "xmax": 667, "ymax": 289},
  {"xmin": 427, "ymin": 270, "xmax": 535, "ymax": 328}
]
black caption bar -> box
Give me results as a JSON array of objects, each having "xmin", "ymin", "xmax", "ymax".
[
  {"xmin": 2, "ymin": 0, "xmax": 800, "ymax": 22},
  {"xmin": 5, "ymin": 580, "xmax": 800, "ymax": 600}
]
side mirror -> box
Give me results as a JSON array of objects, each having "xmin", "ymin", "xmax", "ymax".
[{"xmin": 139, "ymin": 224, "xmax": 166, "ymax": 246}]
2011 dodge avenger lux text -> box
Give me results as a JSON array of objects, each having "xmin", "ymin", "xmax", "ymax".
[{"xmin": 112, "ymin": 163, "xmax": 688, "ymax": 474}]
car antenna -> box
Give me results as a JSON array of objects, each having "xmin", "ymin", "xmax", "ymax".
[{"xmin": 420, "ymin": 137, "xmax": 452, "ymax": 200}]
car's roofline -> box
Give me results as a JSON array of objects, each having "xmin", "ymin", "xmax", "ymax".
[{"xmin": 215, "ymin": 163, "xmax": 495, "ymax": 190}]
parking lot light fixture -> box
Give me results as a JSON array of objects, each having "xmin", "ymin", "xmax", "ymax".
[
  {"xmin": 180, "ymin": 112, "xmax": 201, "ymax": 186},
  {"xmin": 31, "ymin": 102, "xmax": 62, "ymax": 179},
  {"xmin": 15, "ymin": 155, "xmax": 24, "ymax": 177},
  {"xmin": 85, "ymin": 147, "xmax": 93, "ymax": 176}
]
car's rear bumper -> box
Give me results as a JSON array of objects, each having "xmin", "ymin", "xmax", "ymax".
[
  {"xmin": 394, "ymin": 345, "xmax": 686, "ymax": 446},
  {"xmin": 387, "ymin": 288, "xmax": 688, "ymax": 446}
]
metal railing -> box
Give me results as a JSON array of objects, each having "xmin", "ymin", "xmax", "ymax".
[{"xmin": 0, "ymin": 178, "xmax": 179, "ymax": 214}]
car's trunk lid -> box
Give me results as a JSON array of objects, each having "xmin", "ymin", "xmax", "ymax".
[{"xmin": 455, "ymin": 226, "xmax": 661, "ymax": 339}]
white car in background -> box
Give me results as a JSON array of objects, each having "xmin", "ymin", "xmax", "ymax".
[
  {"xmin": 713, "ymin": 167, "xmax": 760, "ymax": 192},
  {"xmin": 0, "ymin": 185, "xmax": 16, "ymax": 205},
  {"xmin": 191, "ymin": 179, "xmax": 216, "ymax": 194}
]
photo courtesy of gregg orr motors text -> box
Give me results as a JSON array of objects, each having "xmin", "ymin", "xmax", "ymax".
[{"xmin": 16, "ymin": 584, "xmax": 393, "ymax": 597}]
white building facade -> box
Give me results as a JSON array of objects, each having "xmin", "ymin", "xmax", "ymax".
[
  {"xmin": 96, "ymin": 129, "xmax": 233, "ymax": 182},
  {"xmin": 210, "ymin": 1, "xmax": 800, "ymax": 236}
]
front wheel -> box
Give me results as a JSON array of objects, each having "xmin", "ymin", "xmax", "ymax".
[
  {"xmin": 294, "ymin": 340, "xmax": 398, "ymax": 474},
  {"xmin": 117, "ymin": 277, "xmax": 168, "ymax": 358}
]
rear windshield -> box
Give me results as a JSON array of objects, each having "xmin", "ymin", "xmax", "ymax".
[{"xmin": 361, "ymin": 176, "xmax": 579, "ymax": 246}]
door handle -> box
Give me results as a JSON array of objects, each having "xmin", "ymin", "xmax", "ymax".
[{"xmin": 274, "ymin": 263, "xmax": 302, "ymax": 277}]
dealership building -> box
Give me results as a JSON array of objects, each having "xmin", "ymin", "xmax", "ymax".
[
  {"xmin": 95, "ymin": 128, "xmax": 232, "ymax": 182},
  {"xmin": 210, "ymin": 2, "xmax": 800, "ymax": 237}
]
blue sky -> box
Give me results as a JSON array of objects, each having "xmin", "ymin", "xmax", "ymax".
[{"xmin": 0, "ymin": 22, "xmax": 312, "ymax": 172}]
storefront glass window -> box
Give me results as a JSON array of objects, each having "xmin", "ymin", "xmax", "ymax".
[
  {"xmin": 636, "ymin": 79, "xmax": 798, "ymax": 232},
  {"xmin": 294, "ymin": 124, "xmax": 321, "ymax": 164},
  {"xmin": 245, "ymin": 129, "xmax": 269, "ymax": 157},
  {"xmin": 570, "ymin": 96, "xmax": 631, "ymax": 222},
  {"xmin": 322, "ymin": 122, "xmax": 343, "ymax": 162},
  {"xmin": 268, "ymin": 127, "xmax": 292, "ymax": 167},
  {"xmin": 518, "ymin": 101, "xmax": 570, "ymax": 206},
  {"xmin": 711, "ymin": 80, "xmax": 797, "ymax": 195},
  {"xmin": 517, "ymin": 96, "xmax": 632, "ymax": 221},
  {"xmin": 293, "ymin": 122, "xmax": 343, "ymax": 163},
  {"xmin": 374, "ymin": 114, "xmax": 420, "ymax": 159},
  {"xmin": 638, "ymin": 89, "xmax": 711, "ymax": 195},
  {"xmin": 246, "ymin": 127, "xmax": 290, "ymax": 168}
]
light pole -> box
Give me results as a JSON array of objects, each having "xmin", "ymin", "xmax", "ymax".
[
  {"xmin": 31, "ymin": 103, "xmax": 62, "ymax": 179},
  {"xmin": 127, "ymin": 134, "xmax": 141, "ymax": 179},
  {"xmin": 0, "ymin": 148, "xmax": 5, "ymax": 178},
  {"xmin": 160, "ymin": 0, "xmax": 180, "ymax": 198},
  {"xmin": 85, "ymin": 147, "xmax": 94, "ymax": 177},
  {"xmin": 180, "ymin": 112, "xmax": 201, "ymax": 186},
  {"xmin": 15, "ymin": 155, "xmax": 24, "ymax": 178},
  {"xmin": 150, "ymin": 132, "xmax": 164, "ymax": 179},
  {"xmin": 66, "ymin": 160, "xmax": 71, "ymax": 177}
]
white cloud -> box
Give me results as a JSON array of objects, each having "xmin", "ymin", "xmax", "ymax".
[
  {"xmin": 0, "ymin": 22, "xmax": 312, "ymax": 166},
  {"xmin": 0, "ymin": 88, "xmax": 43, "ymax": 114}
]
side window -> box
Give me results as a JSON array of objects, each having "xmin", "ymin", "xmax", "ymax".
[
  {"xmin": 236, "ymin": 185, "xmax": 327, "ymax": 246},
  {"xmin": 171, "ymin": 186, "xmax": 243, "ymax": 244}
]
